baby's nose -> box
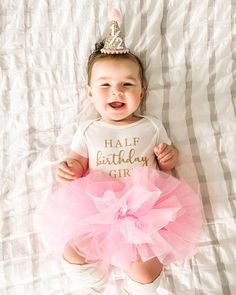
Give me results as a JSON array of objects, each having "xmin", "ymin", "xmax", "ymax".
[{"xmin": 112, "ymin": 87, "xmax": 124, "ymax": 97}]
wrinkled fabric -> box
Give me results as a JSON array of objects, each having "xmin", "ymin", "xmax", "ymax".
[{"xmin": 1, "ymin": 1, "xmax": 236, "ymax": 294}]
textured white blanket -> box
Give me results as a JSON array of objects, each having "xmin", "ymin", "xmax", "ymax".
[{"xmin": 1, "ymin": 0, "xmax": 236, "ymax": 294}]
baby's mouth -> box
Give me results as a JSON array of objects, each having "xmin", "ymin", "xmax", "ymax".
[{"xmin": 108, "ymin": 102, "xmax": 125, "ymax": 109}]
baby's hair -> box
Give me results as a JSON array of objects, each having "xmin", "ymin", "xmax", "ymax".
[{"xmin": 87, "ymin": 41, "xmax": 146, "ymax": 88}]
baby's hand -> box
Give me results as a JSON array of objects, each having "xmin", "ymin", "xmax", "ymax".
[
  {"xmin": 55, "ymin": 159, "xmax": 84, "ymax": 183},
  {"xmin": 154, "ymin": 143, "xmax": 178, "ymax": 171}
]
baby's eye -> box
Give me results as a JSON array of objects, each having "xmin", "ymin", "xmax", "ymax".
[
  {"xmin": 123, "ymin": 82, "xmax": 134, "ymax": 87},
  {"xmin": 100, "ymin": 83, "xmax": 110, "ymax": 87}
]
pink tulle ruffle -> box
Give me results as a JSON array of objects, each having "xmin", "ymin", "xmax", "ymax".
[{"xmin": 43, "ymin": 167, "xmax": 203, "ymax": 269}]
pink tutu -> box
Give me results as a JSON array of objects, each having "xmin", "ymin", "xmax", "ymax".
[{"xmin": 43, "ymin": 167, "xmax": 203, "ymax": 269}]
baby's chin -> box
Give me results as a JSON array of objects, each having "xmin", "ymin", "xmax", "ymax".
[{"xmin": 101, "ymin": 114, "xmax": 141, "ymax": 125}]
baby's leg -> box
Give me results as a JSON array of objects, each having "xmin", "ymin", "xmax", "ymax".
[
  {"xmin": 122, "ymin": 257, "xmax": 163, "ymax": 295},
  {"xmin": 63, "ymin": 242, "xmax": 86, "ymax": 264},
  {"xmin": 62, "ymin": 242, "xmax": 109, "ymax": 294}
]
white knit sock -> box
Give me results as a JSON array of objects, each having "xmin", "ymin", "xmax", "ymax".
[
  {"xmin": 61, "ymin": 258, "xmax": 108, "ymax": 294},
  {"xmin": 122, "ymin": 273, "xmax": 162, "ymax": 295}
]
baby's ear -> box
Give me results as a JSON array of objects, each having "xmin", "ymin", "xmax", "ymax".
[
  {"xmin": 87, "ymin": 85, "xmax": 93, "ymax": 98},
  {"xmin": 140, "ymin": 87, "xmax": 146, "ymax": 99}
]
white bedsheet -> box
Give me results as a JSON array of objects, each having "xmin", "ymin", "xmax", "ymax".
[{"xmin": 1, "ymin": 0, "xmax": 236, "ymax": 294}]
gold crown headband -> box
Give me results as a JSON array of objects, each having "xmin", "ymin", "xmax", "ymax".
[{"xmin": 101, "ymin": 9, "xmax": 129, "ymax": 54}]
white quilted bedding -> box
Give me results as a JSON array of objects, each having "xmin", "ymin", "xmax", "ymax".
[{"xmin": 1, "ymin": 0, "xmax": 236, "ymax": 294}]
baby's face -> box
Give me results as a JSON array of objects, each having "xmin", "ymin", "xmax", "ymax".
[{"xmin": 88, "ymin": 58, "xmax": 145, "ymax": 125}]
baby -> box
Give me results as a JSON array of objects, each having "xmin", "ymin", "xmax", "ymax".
[{"xmin": 43, "ymin": 9, "xmax": 202, "ymax": 295}]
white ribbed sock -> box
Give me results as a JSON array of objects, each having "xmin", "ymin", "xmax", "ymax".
[
  {"xmin": 122, "ymin": 273, "xmax": 162, "ymax": 295},
  {"xmin": 61, "ymin": 258, "xmax": 108, "ymax": 294}
]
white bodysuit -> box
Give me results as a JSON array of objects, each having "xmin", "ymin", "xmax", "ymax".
[{"xmin": 70, "ymin": 115, "xmax": 171, "ymax": 180}]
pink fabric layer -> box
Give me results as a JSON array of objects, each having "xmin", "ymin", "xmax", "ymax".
[{"xmin": 43, "ymin": 167, "xmax": 203, "ymax": 269}]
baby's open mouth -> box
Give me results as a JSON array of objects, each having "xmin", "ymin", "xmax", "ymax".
[{"xmin": 109, "ymin": 102, "xmax": 125, "ymax": 109}]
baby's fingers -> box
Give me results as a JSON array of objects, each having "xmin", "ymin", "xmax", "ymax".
[
  {"xmin": 55, "ymin": 174, "xmax": 75, "ymax": 183},
  {"xmin": 158, "ymin": 150, "xmax": 175, "ymax": 163},
  {"xmin": 58, "ymin": 162, "xmax": 75, "ymax": 175},
  {"xmin": 56, "ymin": 167, "xmax": 77, "ymax": 181},
  {"xmin": 156, "ymin": 143, "xmax": 168, "ymax": 155},
  {"xmin": 158, "ymin": 151, "xmax": 175, "ymax": 163}
]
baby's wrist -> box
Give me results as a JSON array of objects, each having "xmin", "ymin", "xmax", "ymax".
[{"xmin": 159, "ymin": 161, "xmax": 174, "ymax": 171}]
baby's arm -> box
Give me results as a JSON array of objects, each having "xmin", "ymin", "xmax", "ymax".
[
  {"xmin": 55, "ymin": 150, "xmax": 88, "ymax": 183},
  {"xmin": 154, "ymin": 143, "xmax": 179, "ymax": 171}
]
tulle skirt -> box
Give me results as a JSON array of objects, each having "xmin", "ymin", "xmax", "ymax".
[{"xmin": 43, "ymin": 167, "xmax": 203, "ymax": 269}]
